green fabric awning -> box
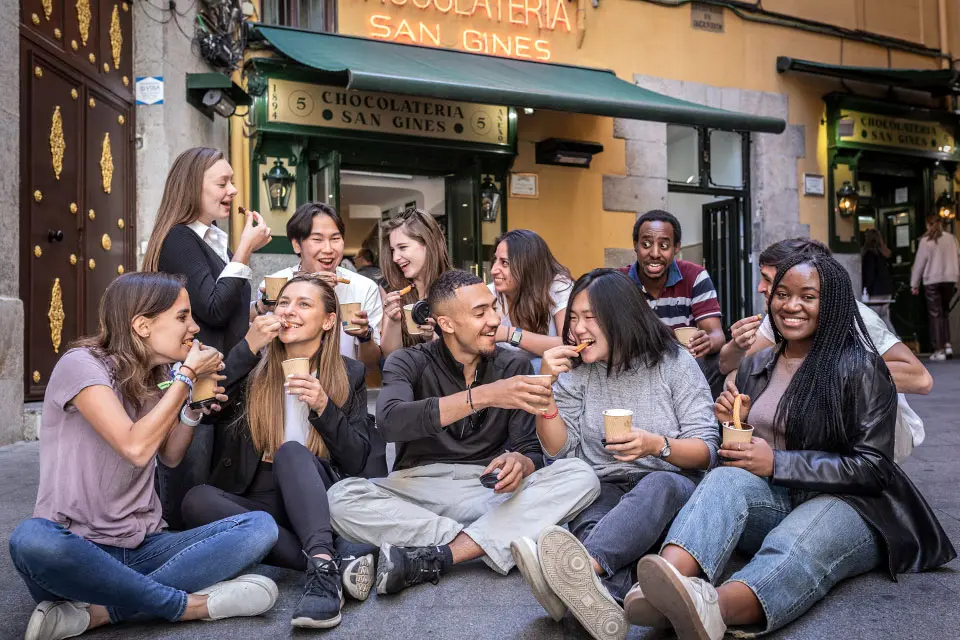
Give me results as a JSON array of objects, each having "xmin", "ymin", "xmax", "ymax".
[
  {"xmin": 254, "ymin": 25, "xmax": 785, "ymax": 133},
  {"xmin": 777, "ymin": 56, "xmax": 960, "ymax": 96}
]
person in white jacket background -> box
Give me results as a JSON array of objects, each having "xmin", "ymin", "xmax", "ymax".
[{"xmin": 911, "ymin": 215, "xmax": 960, "ymax": 361}]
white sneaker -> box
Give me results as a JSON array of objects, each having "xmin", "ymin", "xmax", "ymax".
[
  {"xmin": 195, "ymin": 574, "xmax": 279, "ymax": 621},
  {"xmin": 930, "ymin": 350, "xmax": 946, "ymax": 361},
  {"xmin": 945, "ymin": 344, "xmax": 953, "ymax": 358},
  {"xmin": 510, "ymin": 536, "xmax": 567, "ymax": 622},
  {"xmin": 636, "ymin": 555, "xmax": 726, "ymax": 640},
  {"xmin": 342, "ymin": 553, "xmax": 375, "ymax": 601},
  {"xmin": 623, "ymin": 582, "xmax": 669, "ymax": 629},
  {"xmin": 537, "ymin": 526, "xmax": 628, "ymax": 640},
  {"xmin": 24, "ymin": 601, "xmax": 89, "ymax": 640}
]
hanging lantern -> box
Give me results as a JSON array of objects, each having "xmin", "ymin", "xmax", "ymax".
[
  {"xmin": 936, "ymin": 190, "xmax": 956, "ymax": 221},
  {"xmin": 836, "ymin": 181, "xmax": 859, "ymax": 218},
  {"xmin": 262, "ymin": 160, "xmax": 294, "ymax": 211},
  {"xmin": 480, "ymin": 176, "xmax": 501, "ymax": 223}
]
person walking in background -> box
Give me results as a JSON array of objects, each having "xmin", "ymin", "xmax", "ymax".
[
  {"xmin": 354, "ymin": 248, "xmax": 383, "ymax": 285},
  {"xmin": 142, "ymin": 147, "xmax": 272, "ymax": 530},
  {"xmin": 861, "ymin": 228, "xmax": 897, "ymax": 334},
  {"xmin": 489, "ymin": 229, "xmax": 574, "ymax": 372},
  {"xmin": 911, "ymin": 215, "xmax": 959, "ymax": 361}
]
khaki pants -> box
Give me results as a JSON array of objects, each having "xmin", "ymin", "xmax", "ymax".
[{"xmin": 328, "ymin": 458, "xmax": 600, "ymax": 574}]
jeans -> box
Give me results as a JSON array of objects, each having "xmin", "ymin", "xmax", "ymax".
[
  {"xmin": 923, "ymin": 282, "xmax": 956, "ymax": 350},
  {"xmin": 182, "ymin": 441, "xmax": 375, "ymax": 571},
  {"xmin": 662, "ymin": 466, "xmax": 880, "ymax": 635},
  {"xmin": 157, "ymin": 422, "xmax": 214, "ymax": 530},
  {"xmin": 9, "ymin": 512, "xmax": 277, "ymax": 624},
  {"xmin": 568, "ymin": 472, "xmax": 696, "ymax": 602},
  {"xmin": 328, "ymin": 458, "xmax": 600, "ymax": 574}
]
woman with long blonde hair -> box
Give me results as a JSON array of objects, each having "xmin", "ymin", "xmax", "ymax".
[
  {"xmin": 143, "ymin": 147, "xmax": 272, "ymax": 530},
  {"xmin": 911, "ymin": 214, "xmax": 959, "ymax": 360},
  {"xmin": 181, "ymin": 275, "xmax": 377, "ymax": 630},
  {"xmin": 379, "ymin": 207, "xmax": 452, "ymax": 356}
]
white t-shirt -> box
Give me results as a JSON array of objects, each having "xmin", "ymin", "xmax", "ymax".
[
  {"xmin": 259, "ymin": 265, "xmax": 383, "ymax": 361},
  {"xmin": 283, "ymin": 371, "xmax": 316, "ymax": 446},
  {"xmin": 757, "ymin": 300, "xmax": 899, "ymax": 355},
  {"xmin": 489, "ymin": 275, "xmax": 573, "ymax": 340}
]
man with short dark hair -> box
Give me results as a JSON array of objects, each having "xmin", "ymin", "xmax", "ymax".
[
  {"xmin": 353, "ymin": 248, "xmax": 382, "ymax": 284},
  {"xmin": 327, "ymin": 270, "xmax": 600, "ymax": 595}
]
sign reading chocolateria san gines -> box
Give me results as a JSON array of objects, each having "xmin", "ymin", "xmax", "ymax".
[
  {"xmin": 838, "ymin": 110, "xmax": 957, "ymax": 155},
  {"xmin": 267, "ymin": 79, "xmax": 510, "ymax": 147}
]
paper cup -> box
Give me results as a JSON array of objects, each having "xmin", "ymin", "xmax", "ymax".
[
  {"xmin": 603, "ymin": 409, "xmax": 633, "ymax": 440},
  {"xmin": 539, "ymin": 359, "xmax": 558, "ymax": 379},
  {"xmin": 403, "ymin": 304, "xmax": 423, "ymax": 336},
  {"xmin": 341, "ymin": 302, "xmax": 362, "ymax": 331},
  {"xmin": 674, "ymin": 326, "xmax": 698, "ymax": 346},
  {"xmin": 263, "ymin": 276, "xmax": 287, "ymax": 303},
  {"xmin": 282, "ymin": 357, "xmax": 311, "ymax": 378},
  {"xmin": 189, "ymin": 376, "xmax": 218, "ymax": 410},
  {"xmin": 722, "ymin": 422, "xmax": 755, "ymax": 446}
]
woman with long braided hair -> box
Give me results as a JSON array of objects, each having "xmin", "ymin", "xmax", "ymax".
[{"xmin": 621, "ymin": 253, "xmax": 955, "ymax": 640}]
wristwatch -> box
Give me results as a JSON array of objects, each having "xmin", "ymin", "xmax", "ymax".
[
  {"xmin": 509, "ymin": 327, "xmax": 523, "ymax": 347},
  {"xmin": 658, "ymin": 436, "xmax": 671, "ymax": 459}
]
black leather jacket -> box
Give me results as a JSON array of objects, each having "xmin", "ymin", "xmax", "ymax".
[{"xmin": 736, "ymin": 347, "xmax": 956, "ymax": 578}]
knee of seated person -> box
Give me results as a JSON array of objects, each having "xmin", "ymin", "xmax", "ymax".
[
  {"xmin": 181, "ymin": 484, "xmax": 218, "ymax": 526},
  {"xmin": 644, "ymin": 471, "xmax": 695, "ymax": 500},
  {"xmin": 242, "ymin": 511, "xmax": 280, "ymax": 547},
  {"xmin": 326, "ymin": 476, "xmax": 374, "ymax": 511},
  {"xmin": 9, "ymin": 519, "xmax": 64, "ymax": 566},
  {"xmin": 700, "ymin": 466, "xmax": 757, "ymax": 494},
  {"xmin": 273, "ymin": 440, "xmax": 312, "ymax": 467},
  {"xmin": 545, "ymin": 458, "xmax": 600, "ymax": 487}
]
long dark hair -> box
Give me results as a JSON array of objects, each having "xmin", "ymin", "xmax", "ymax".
[
  {"xmin": 769, "ymin": 254, "xmax": 889, "ymax": 451},
  {"xmin": 563, "ymin": 269, "xmax": 677, "ymax": 376},
  {"xmin": 72, "ymin": 272, "xmax": 187, "ymax": 412},
  {"xmin": 493, "ymin": 229, "xmax": 572, "ymax": 334}
]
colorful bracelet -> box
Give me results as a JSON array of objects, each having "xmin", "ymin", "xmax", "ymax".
[{"xmin": 541, "ymin": 407, "xmax": 559, "ymax": 420}]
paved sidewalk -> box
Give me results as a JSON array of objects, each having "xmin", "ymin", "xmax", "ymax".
[{"xmin": 1, "ymin": 363, "xmax": 958, "ymax": 640}]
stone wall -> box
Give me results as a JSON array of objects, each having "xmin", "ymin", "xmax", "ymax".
[
  {"xmin": 0, "ymin": 0, "xmax": 23, "ymax": 445},
  {"xmin": 134, "ymin": 3, "xmax": 229, "ymax": 267},
  {"xmin": 606, "ymin": 75, "xmax": 810, "ymax": 315}
]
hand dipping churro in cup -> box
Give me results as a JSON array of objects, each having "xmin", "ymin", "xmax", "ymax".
[{"xmin": 722, "ymin": 394, "xmax": 754, "ymax": 446}]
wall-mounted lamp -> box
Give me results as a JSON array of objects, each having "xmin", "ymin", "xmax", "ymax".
[
  {"xmin": 186, "ymin": 73, "xmax": 251, "ymax": 120},
  {"xmin": 836, "ymin": 180, "xmax": 859, "ymax": 218},
  {"xmin": 535, "ymin": 138, "xmax": 604, "ymax": 169},
  {"xmin": 937, "ymin": 190, "xmax": 956, "ymax": 221},
  {"xmin": 263, "ymin": 160, "xmax": 295, "ymax": 211},
  {"xmin": 480, "ymin": 176, "xmax": 501, "ymax": 222}
]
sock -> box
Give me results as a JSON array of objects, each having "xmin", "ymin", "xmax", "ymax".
[{"xmin": 436, "ymin": 545, "xmax": 454, "ymax": 572}]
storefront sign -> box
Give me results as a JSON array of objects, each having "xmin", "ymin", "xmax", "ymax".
[
  {"xmin": 267, "ymin": 79, "xmax": 510, "ymax": 146},
  {"xmin": 338, "ymin": 0, "xmax": 576, "ymax": 62},
  {"xmin": 691, "ymin": 3, "xmax": 723, "ymax": 33},
  {"xmin": 838, "ymin": 111, "xmax": 957, "ymax": 155}
]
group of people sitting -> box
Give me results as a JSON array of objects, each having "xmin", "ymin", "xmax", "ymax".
[{"xmin": 9, "ymin": 147, "xmax": 955, "ymax": 640}]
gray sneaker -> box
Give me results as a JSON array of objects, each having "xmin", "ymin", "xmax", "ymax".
[
  {"xmin": 537, "ymin": 526, "xmax": 628, "ymax": 640},
  {"xmin": 635, "ymin": 555, "xmax": 726, "ymax": 640},
  {"xmin": 196, "ymin": 573, "xmax": 279, "ymax": 621},
  {"xmin": 510, "ymin": 536, "xmax": 567, "ymax": 622},
  {"xmin": 342, "ymin": 553, "xmax": 375, "ymax": 601},
  {"xmin": 24, "ymin": 601, "xmax": 89, "ymax": 640}
]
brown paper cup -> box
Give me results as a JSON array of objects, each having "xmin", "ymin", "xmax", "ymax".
[
  {"xmin": 264, "ymin": 276, "xmax": 287, "ymax": 302},
  {"xmin": 341, "ymin": 302, "xmax": 362, "ymax": 331},
  {"xmin": 282, "ymin": 357, "xmax": 311, "ymax": 378},
  {"xmin": 674, "ymin": 327, "xmax": 698, "ymax": 346},
  {"xmin": 722, "ymin": 422, "xmax": 755, "ymax": 446},
  {"xmin": 539, "ymin": 359, "xmax": 556, "ymax": 378},
  {"xmin": 189, "ymin": 376, "xmax": 218, "ymax": 410},
  {"xmin": 603, "ymin": 409, "xmax": 633, "ymax": 440},
  {"xmin": 403, "ymin": 304, "xmax": 423, "ymax": 336}
]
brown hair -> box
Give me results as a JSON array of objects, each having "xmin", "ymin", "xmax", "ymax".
[
  {"xmin": 142, "ymin": 147, "xmax": 226, "ymax": 272},
  {"xmin": 242, "ymin": 275, "xmax": 349, "ymax": 459},
  {"xmin": 925, "ymin": 214, "xmax": 944, "ymax": 241},
  {"xmin": 379, "ymin": 208, "xmax": 451, "ymax": 346},
  {"xmin": 493, "ymin": 229, "xmax": 572, "ymax": 334},
  {"xmin": 72, "ymin": 272, "xmax": 186, "ymax": 413}
]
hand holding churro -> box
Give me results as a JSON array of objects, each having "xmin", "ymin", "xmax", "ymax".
[
  {"xmin": 714, "ymin": 378, "xmax": 751, "ymax": 426},
  {"xmin": 574, "ymin": 340, "xmax": 595, "ymax": 354},
  {"xmin": 398, "ymin": 284, "xmax": 415, "ymax": 296},
  {"xmin": 730, "ymin": 314, "xmax": 764, "ymax": 351}
]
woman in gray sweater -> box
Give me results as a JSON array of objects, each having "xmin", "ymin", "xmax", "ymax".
[{"xmin": 510, "ymin": 268, "xmax": 718, "ymax": 640}]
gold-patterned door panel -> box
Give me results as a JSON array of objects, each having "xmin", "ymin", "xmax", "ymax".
[
  {"xmin": 97, "ymin": 1, "xmax": 132, "ymax": 99},
  {"xmin": 60, "ymin": 0, "xmax": 99, "ymax": 73},
  {"xmin": 20, "ymin": 0, "xmax": 65, "ymax": 48}
]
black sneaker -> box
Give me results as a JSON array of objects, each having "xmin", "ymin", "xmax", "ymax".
[
  {"xmin": 341, "ymin": 553, "xmax": 375, "ymax": 601},
  {"xmin": 291, "ymin": 555, "xmax": 344, "ymax": 629},
  {"xmin": 375, "ymin": 543, "xmax": 446, "ymax": 595}
]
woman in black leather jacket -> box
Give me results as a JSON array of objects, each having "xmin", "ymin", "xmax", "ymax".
[
  {"xmin": 622, "ymin": 254, "xmax": 955, "ymax": 639},
  {"xmin": 181, "ymin": 275, "xmax": 379, "ymax": 630}
]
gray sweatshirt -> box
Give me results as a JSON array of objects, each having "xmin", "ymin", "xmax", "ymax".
[{"xmin": 547, "ymin": 349, "xmax": 719, "ymax": 482}]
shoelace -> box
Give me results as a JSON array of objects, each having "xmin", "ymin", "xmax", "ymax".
[
  {"xmin": 303, "ymin": 556, "xmax": 342, "ymax": 599},
  {"xmin": 403, "ymin": 547, "xmax": 443, "ymax": 586}
]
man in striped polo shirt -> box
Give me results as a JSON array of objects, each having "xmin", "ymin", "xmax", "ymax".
[{"xmin": 619, "ymin": 210, "xmax": 726, "ymax": 393}]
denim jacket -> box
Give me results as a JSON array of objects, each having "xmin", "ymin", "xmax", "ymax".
[{"xmin": 736, "ymin": 346, "xmax": 956, "ymax": 578}]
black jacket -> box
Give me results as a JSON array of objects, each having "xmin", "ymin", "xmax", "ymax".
[
  {"xmin": 207, "ymin": 340, "xmax": 385, "ymax": 495},
  {"xmin": 862, "ymin": 249, "xmax": 895, "ymax": 298},
  {"xmin": 736, "ymin": 347, "xmax": 956, "ymax": 577},
  {"xmin": 377, "ymin": 339, "xmax": 544, "ymax": 471},
  {"xmin": 158, "ymin": 224, "xmax": 251, "ymax": 355}
]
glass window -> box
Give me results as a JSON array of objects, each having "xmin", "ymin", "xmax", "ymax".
[
  {"xmin": 667, "ymin": 125, "xmax": 700, "ymax": 185},
  {"xmin": 262, "ymin": 0, "xmax": 328, "ymax": 31},
  {"xmin": 709, "ymin": 130, "xmax": 743, "ymax": 188}
]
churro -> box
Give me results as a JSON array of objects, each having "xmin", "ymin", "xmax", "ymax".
[
  {"xmin": 574, "ymin": 340, "xmax": 595, "ymax": 353},
  {"xmin": 398, "ymin": 284, "xmax": 415, "ymax": 296},
  {"xmin": 337, "ymin": 276, "xmax": 351, "ymax": 284},
  {"xmin": 732, "ymin": 394, "xmax": 743, "ymax": 430},
  {"xmin": 238, "ymin": 206, "xmax": 247, "ymax": 215}
]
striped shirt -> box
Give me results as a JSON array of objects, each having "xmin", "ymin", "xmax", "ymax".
[{"xmin": 619, "ymin": 260, "xmax": 722, "ymax": 328}]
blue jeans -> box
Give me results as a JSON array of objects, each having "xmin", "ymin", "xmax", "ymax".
[
  {"xmin": 663, "ymin": 466, "xmax": 880, "ymax": 635},
  {"xmin": 9, "ymin": 513, "xmax": 278, "ymax": 623},
  {"xmin": 569, "ymin": 471, "xmax": 696, "ymax": 602}
]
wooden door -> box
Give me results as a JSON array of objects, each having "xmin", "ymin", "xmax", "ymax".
[{"xmin": 20, "ymin": 1, "xmax": 135, "ymax": 399}]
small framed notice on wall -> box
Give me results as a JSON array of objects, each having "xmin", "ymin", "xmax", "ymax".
[
  {"xmin": 803, "ymin": 174, "xmax": 825, "ymax": 196},
  {"xmin": 510, "ymin": 173, "xmax": 539, "ymax": 198}
]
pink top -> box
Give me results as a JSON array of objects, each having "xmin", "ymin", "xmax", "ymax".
[
  {"xmin": 911, "ymin": 233, "xmax": 959, "ymax": 288},
  {"xmin": 33, "ymin": 348, "xmax": 164, "ymax": 548}
]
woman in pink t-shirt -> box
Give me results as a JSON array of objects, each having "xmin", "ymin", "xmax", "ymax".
[{"xmin": 9, "ymin": 273, "xmax": 280, "ymax": 640}]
